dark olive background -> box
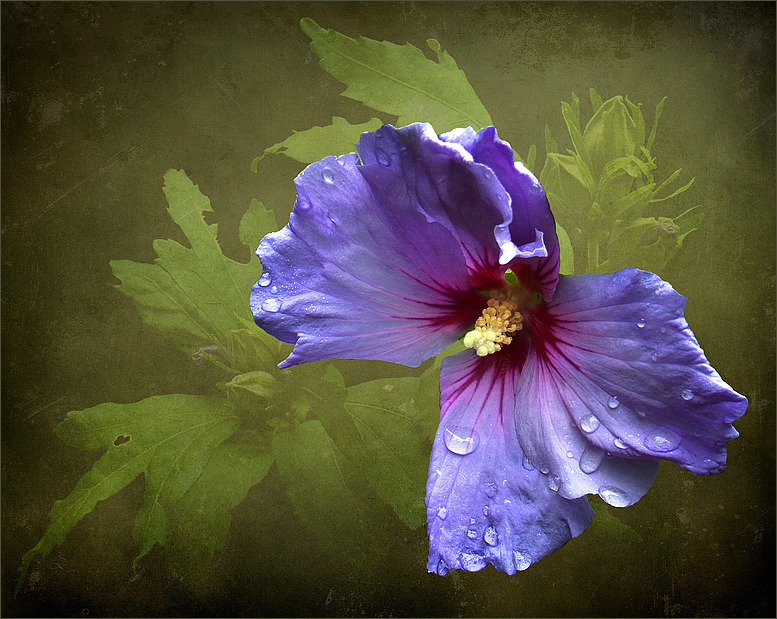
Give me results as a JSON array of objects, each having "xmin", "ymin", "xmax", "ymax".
[{"xmin": 2, "ymin": 2, "xmax": 774, "ymax": 617}]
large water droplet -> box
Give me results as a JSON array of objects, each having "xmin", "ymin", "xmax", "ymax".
[
  {"xmin": 436, "ymin": 506, "xmax": 448, "ymax": 520},
  {"xmin": 614, "ymin": 438, "xmax": 628, "ymax": 450},
  {"xmin": 321, "ymin": 167, "xmax": 335, "ymax": 184},
  {"xmin": 483, "ymin": 482, "xmax": 497, "ymax": 498},
  {"xmin": 261, "ymin": 298, "xmax": 281, "ymax": 313},
  {"xmin": 443, "ymin": 426, "xmax": 480, "ymax": 455},
  {"xmin": 460, "ymin": 553, "xmax": 486, "ymax": 572},
  {"xmin": 681, "ymin": 388, "xmax": 694, "ymax": 401},
  {"xmin": 580, "ymin": 414, "xmax": 600, "ymax": 433},
  {"xmin": 522, "ymin": 456, "xmax": 536, "ymax": 471},
  {"xmin": 643, "ymin": 427, "xmax": 682, "ymax": 453},
  {"xmin": 467, "ymin": 529, "xmax": 478, "ymax": 540},
  {"xmin": 579, "ymin": 444, "xmax": 604, "ymax": 474},
  {"xmin": 513, "ymin": 550, "xmax": 532, "ymax": 571},
  {"xmin": 483, "ymin": 526, "xmax": 498, "ymax": 546},
  {"xmin": 607, "ymin": 396, "xmax": 620, "ymax": 409},
  {"xmin": 637, "ymin": 319, "xmax": 646, "ymax": 328},
  {"xmin": 599, "ymin": 485, "xmax": 631, "ymax": 507},
  {"xmin": 258, "ymin": 272, "xmax": 272, "ymax": 287}
]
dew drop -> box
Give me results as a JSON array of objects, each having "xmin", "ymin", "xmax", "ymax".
[
  {"xmin": 460, "ymin": 552, "xmax": 486, "ymax": 572},
  {"xmin": 270, "ymin": 285, "xmax": 278, "ymax": 294},
  {"xmin": 261, "ymin": 298, "xmax": 281, "ymax": 313},
  {"xmin": 521, "ymin": 455, "xmax": 536, "ymax": 471},
  {"xmin": 643, "ymin": 427, "xmax": 682, "ymax": 453},
  {"xmin": 681, "ymin": 388, "xmax": 694, "ymax": 401},
  {"xmin": 607, "ymin": 396, "xmax": 620, "ymax": 409},
  {"xmin": 660, "ymin": 326, "xmax": 667, "ymax": 334},
  {"xmin": 376, "ymin": 152, "xmax": 391, "ymax": 166},
  {"xmin": 436, "ymin": 506, "xmax": 448, "ymax": 520},
  {"xmin": 467, "ymin": 529, "xmax": 478, "ymax": 540},
  {"xmin": 443, "ymin": 426, "xmax": 480, "ymax": 455},
  {"xmin": 513, "ymin": 550, "xmax": 532, "ymax": 571},
  {"xmin": 537, "ymin": 463, "xmax": 550, "ymax": 475},
  {"xmin": 566, "ymin": 451, "xmax": 574, "ymax": 459},
  {"xmin": 469, "ymin": 517, "xmax": 476, "ymax": 525},
  {"xmin": 482, "ymin": 505, "xmax": 489, "ymax": 516},
  {"xmin": 651, "ymin": 351, "xmax": 658, "ymax": 362},
  {"xmin": 579, "ymin": 443, "xmax": 604, "ymax": 474},
  {"xmin": 437, "ymin": 558, "xmax": 449, "ymax": 575},
  {"xmin": 580, "ymin": 414, "xmax": 600, "ymax": 433},
  {"xmin": 321, "ymin": 167, "xmax": 335, "ymax": 184},
  {"xmin": 637, "ymin": 319, "xmax": 646, "ymax": 328},
  {"xmin": 547, "ymin": 475, "xmax": 560, "ymax": 492},
  {"xmin": 483, "ymin": 526, "xmax": 498, "ymax": 546},
  {"xmin": 614, "ymin": 438, "xmax": 628, "ymax": 450},
  {"xmin": 599, "ymin": 485, "xmax": 631, "ymax": 507},
  {"xmin": 258, "ymin": 272, "xmax": 272, "ymax": 287},
  {"xmin": 483, "ymin": 481, "xmax": 497, "ymax": 498}
]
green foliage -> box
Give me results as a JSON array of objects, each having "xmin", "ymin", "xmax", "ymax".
[
  {"xmin": 252, "ymin": 116, "xmax": 384, "ymax": 168},
  {"xmin": 540, "ymin": 88, "xmax": 703, "ymax": 275},
  {"xmin": 16, "ymin": 395, "xmax": 240, "ymax": 596},
  {"xmin": 110, "ymin": 171, "xmax": 277, "ymax": 356},
  {"xmin": 587, "ymin": 496, "xmax": 643, "ymax": 543}
]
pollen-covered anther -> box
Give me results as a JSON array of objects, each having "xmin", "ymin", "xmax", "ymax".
[{"xmin": 463, "ymin": 295, "xmax": 524, "ymax": 357}]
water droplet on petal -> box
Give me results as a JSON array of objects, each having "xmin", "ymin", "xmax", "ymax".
[
  {"xmin": 660, "ymin": 326, "xmax": 667, "ymax": 334},
  {"xmin": 607, "ymin": 396, "xmax": 619, "ymax": 409},
  {"xmin": 467, "ymin": 529, "xmax": 478, "ymax": 540},
  {"xmin": 437, "ymin": 558, "xmax": 449, "ymax": 575},
  {"xmin": 270, "ymin": 285, "xmax": 278, "ymax": 294},
  {"xmin": 376, "ymin": 152, "xmax": 391, "ymax": 166},
  {"xmin": 547, "ymin": 475, "xmax": 560, "ymax": 492},
  {"xmin": 322, "ymin": 167, "xmax": 335, "ymax": 184},
  {"xmin": 614, "ymin": 438, "xmax": 628, "ymax": 449},
  {"xmin": 460, "ymin": 553, "xmax": 486, "ymax": 572},
  {"xmin": 258, "ymin": 272, "xmax": 272, "ymax": 287},
  {"xmin": 436, "ymin": 506, "xmax": 448, "ymax": 520},
  {"xmin": 482, "ymin": 505, "xmax": 489, "ymax": 516},
  {"xmin": 566, "ymin": 451, "xmax": 574, "ymax": 459},
  {"xmin": 651, "ymin": 351, "xmax": 658, "ymax": 362},
  {"xmin": 580, "ymin": 414, "xmax": 600, "ymax": 433},
  {"xmin": 644, "ymin": 427, "xmax": 682, "ymax": 453},
  {"xmin": 681, "ymin": 388, "xmax": 694, "ymax": 401},
  {"xmin": 637, "ymin": 319, "xmax": 646, "ymax": 328},
  {"xmin": 443, "ymin": 426, "xmax": 480, "ymax": 455},
  {"xmin": 537, "ymin": 463, "xmax": 550, "ymax": 475},
  {"xmin": 522, "ymin": 456, "xmax": 536, "ymax": 471},
  {"xmin": 513, "ymin": 550, "xmax": 532, "ymax": 571},
  {"xmin": 599, "ymin": 485, "xmax": 631, "ymax": 507},
  {"xmin": 483, "ymin": 482, "xmax": 497, "ymax": 498},
  {"xmin": 579, "ymin": 443, "xmax": 604, "ymax": 474},
  {"xmin": 261, "ymin": 298, "xmax": 281, "ymax": 313},
  {"xmin": 483, "ymin": 526, "xmax": 498, "ymax": 546}
]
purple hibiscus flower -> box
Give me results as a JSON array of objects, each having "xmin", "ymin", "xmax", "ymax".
[{"xmin": 251, "ymin": 122, "xmax": 747, "ymax": 575}]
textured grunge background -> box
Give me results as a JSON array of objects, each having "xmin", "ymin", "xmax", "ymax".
[{"xmin": 3, "ymin": 2, "xmax": 774, "ymax": 617}]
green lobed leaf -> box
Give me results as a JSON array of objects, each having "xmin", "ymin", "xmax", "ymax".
[
  {"xmin": 166, "ymin": 437, "xmax": 274, "ymax": 589},
  {"xmin": 272, "ymin": 419, "xmax": 393, "ymax": 568},
  {"xmin": 16, "ymin": 394, "xmax": 238, "ymax": 595},
  {"xmin": 252, "ymin": 116, "xmax": 383, "ymax": 169},
  {"xmin": 341, "ymin": 376, "xmax": 431, "ymax": 529},
  {"xmin": 110, "ymin": 170, "xmax": 276, "ymax": 357},
  {"xmin": 301, "ymin": 17, "xmax": 492, "ymax": 132}
]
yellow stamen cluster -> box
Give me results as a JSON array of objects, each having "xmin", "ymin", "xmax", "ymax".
[{"xmin": 463, "ymin": 293, "xmax": 524, "ymax": 357}]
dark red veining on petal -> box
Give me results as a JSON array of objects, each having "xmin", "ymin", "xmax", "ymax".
[{"xmin": 523, "ymin": 301, "xmax": 581, "ymax": 373}]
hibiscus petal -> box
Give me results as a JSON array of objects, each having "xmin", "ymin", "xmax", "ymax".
[
  {"xmin": 426, "ymin": 349, "xmax": 593, "ymax": 575},
  {"xmin": 357, "ymin": 124, "xmax": 517, "ymax": 286},
  {"xmin": 253, "ymin": 123, "xmax": 535, "ymax": 368},
  {"xmin": 442, "ymin": 126, "xmax": 561, "ymax": 300},
  {"xmin": 515, "ymin": 269, "xmax": 748, "ymax": 506}
]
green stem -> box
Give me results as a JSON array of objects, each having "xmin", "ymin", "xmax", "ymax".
[{"xmin": 587, "ymin": 236, "xmax": 600, "ymax": 274}]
